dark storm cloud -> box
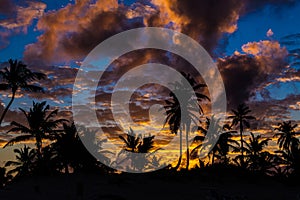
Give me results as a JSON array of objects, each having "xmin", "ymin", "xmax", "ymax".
[{"xmin": 218, "ymin": 40, "xmax": 288, "ymax": 108}]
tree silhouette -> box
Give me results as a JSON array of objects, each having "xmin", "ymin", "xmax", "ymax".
[
  {"xmin": 191, "ymin": 117, "xmax": 237, "ymax": 165},
  {"xmin": 119, "ymin": 128, "xmax": 140, "ymax": 153},
  {"xmin": 228, "ymin": 103, "xmax": 255, "ymax": 167},
  {"xmin": 53, "ymin": 122, "xmax": 78, "ymax": 173},
  {"xmin": 0, "ymin": 59, "xmax": 46, "ymax": 126},
  {"xmin": 5, "ymin": 145, "xmax": 36, "ymax": 178},
  {"xmin": 0, "ymin": 167, "xmax": 11, "ymax": 188},
  {"xmin": 243, "ymin": 133, "xmax": 273, "ymax": 172},
  {"xmin": 3, "ymin": 101, "xmax": 67, "ymax": 160},
  {"xmin": 275, "ymin": 146, "xmax": 300, "ymax": 176},
  {"xmin": 274, "ymin": 121, "xmax": 300, "ymax": 154},
  {"xmin": 164, "ymin": 72, "xmax": 209, "ymax": 170},
  {"xmin": 117, "ymin": 129, "xmax": 157, "ymax": 171}
]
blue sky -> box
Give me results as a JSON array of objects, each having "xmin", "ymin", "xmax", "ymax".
[{"xmin": 0, "ymin": 0, "xmax": 300, "ymax": 129}]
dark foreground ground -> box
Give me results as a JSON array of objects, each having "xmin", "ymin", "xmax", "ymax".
[{"xmin": 1, "ymin": 167, "xmax": 300, "ymax": 200}]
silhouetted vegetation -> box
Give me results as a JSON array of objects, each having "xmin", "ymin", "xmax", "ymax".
[
  {"xmin": 0, "ymin": 59, "xmax": 46, "ymax": 126},
  {"xmin": 1, "ymin": 59, "xmax": 300, "ymax": 199}
]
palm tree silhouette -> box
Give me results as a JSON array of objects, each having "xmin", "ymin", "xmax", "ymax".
[
  {"xmin": 137, "ymin": 135, "xmax": 155, "ymax": 153},
  {"xmin": 0, "ymin": 59, "xmax": 46, "ymax": 126},
  {"xmin": 5, "ymin": 145, "xmax": 36, "ymax": 178},
  {"xmin": 214, "ymin": 125, "xmax": 238, "ymax": 165},
  {"xmin": 243, "ymin": 133, "xmax": 271, "ymax": 172},
  {"xmin": 118, "ymin": 129, "xmax": 157, "ymax": 171},
  {"xmin": 164, "ymin": 72, "xmax": 209, "ymax": 170},
  {"xmin": 3, "ymin": 101, "xmax": 67, "ymax": 160},
  {"xmin": 53, "ymin": 122, "xmax": 78, "ymax": 173},
  {"xmin": 191, "ymin": 117, "xmax": 237, "ymax": 165},
  {"xmin": 76, "ymin": 125, "xmax": 112, "ymax": 172},
  {"xmin": 119, "ymin": 128, "xmax": 140, "ymax": 153},
  {"xmin": 274, "ymin": 121, "xmax": 300, "ymax": 154},
  {"xmin": 228, "ymin": 103, "xmax": 255, "ymax": 166}
]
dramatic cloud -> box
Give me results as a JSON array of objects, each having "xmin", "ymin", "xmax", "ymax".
[
  {"xmin": 24, "ymin": 0, "xmax": 146, "ymax": 65},
  {"xmin": 149, "ymin": 0, "xmax": 242, "ymax": 54},
  {"xmin": 0, "ymin": 1, "xmax": 46, "ymax": 30},
  {"xmin": 148, "ymin": 0, "xmax": 295, "ymax": 55},
  {"xmin": 22, "ymin": 0, "xmax": 297, "ymax": 64},
  {"xmin": 0, "ymin": 0, "xmax": 46, "ymax": 49},
  {"xmin": 218, "ymin": 40, "xmax": 288, "ymax": 108}
]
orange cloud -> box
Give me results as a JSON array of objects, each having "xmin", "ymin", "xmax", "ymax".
[
  {"xmin": 24, "ymin": 0, "xmax": 145, "ymax": 65},
  {"xmin": 0, "ymin": 1, "xmax": 46, "ymax": 31}
]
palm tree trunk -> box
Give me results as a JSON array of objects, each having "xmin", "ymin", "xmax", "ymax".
[
  {"xmin": 240, "ymin": 122, "xmax": 244, "ymax": 167},
  {"xmin": 185, "ymin": 124, "xmax": 190, "ymax": 170},
  {"xmin": 36, "ymin": 136, "xmax": 42, "ymax": 162},
  {"xmin": 0, "ymin": 90, "xmax": 16, "ymax": 126},
  {"xmin": 174, "ymin": 128, "xmax": 183, "ymax": 170}
]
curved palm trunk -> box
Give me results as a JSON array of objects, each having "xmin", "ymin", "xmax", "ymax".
[
  {"xmin": 0, "ymin": 90, "xmax": 16, "ymax": 126},
  {"xmin": 174, "ymin": 128, "xmax": 183, "ymax": 170}
]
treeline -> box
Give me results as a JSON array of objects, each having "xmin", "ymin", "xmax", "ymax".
[{"xmin": 0, "ymin": 59, "xmax": 300, "ymax": 188}]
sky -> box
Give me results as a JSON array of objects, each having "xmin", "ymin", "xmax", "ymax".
[{"xmin": 1, "ymin": 0, "xmax": 300, "ymax": 167}]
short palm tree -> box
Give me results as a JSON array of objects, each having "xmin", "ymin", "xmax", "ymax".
[
  {"xmin": 119, "ymin": 128, "xmax": 141, "ymax": 153},
  {"xmin": 243, "ymin": 133, "xmax": 271, "ymax": 171},
  {"xmin": 0, "ymin": 59, "xmax": 46, "ymax": 126},
  {"xmin": 191, "ymin": 117, "xmax": 237, "ymax": 165},
  {"xmin": 3, "ymin": 101, "xmax": 67, "ymax": 160},
  {"xmin": 164, "ymin": 72, "xmax": 209, "ymax": 170},
  {"xmin": 118, "ymin": 129, "xmax": 157, "ymax": 171},
  {"xmin": 5, "ymin": 145, "xmax": 36, "ymax": 178},
  {"xmin": 274, "ymin": 121, "xmax": 300, "ymax": 154},
  {"xmin": 228, "ymin": 103, "xmax": 255, "ymax": 166}
]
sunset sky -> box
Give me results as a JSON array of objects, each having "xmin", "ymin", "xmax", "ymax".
[{"xmin": 1, "ymin": 0, "xmax": 300, "ymax": 167}]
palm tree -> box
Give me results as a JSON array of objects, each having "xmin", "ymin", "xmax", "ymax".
[
  {"xmin": 53, "ymin": 122, "xmax": 78, "ymax": 173},
  {"xmin": 119, "ymin": 128, "xmax": 141, "ymax": 153},
  {"xmin": 137, "ymin": 135, "xmax": 155, "ymax": 153},
  {"xmin": 191, "ymin": 117, "xmax": 237, "ymax": 165},
  {"xmin": 118, "ymin": 129, "xmax": 157, "ymax": 171},
  {"xmin": 76, "ymin": 125, "xmax": 112, "ymax": 172},
  {"xmin": 214, "ymin": 125, "xmax": 238, "ymax": 165},
  {"xmin": 164, "ymin": 72, "xmax": 209, "ymax": 170},
  {"xmin": 274, "ymin": 121, "xmax": 300, "ymax": 154},
  {"xmin": 0, "ymin": 59, "xmax": 46, "ymax": 126},
  {"xmin": 3, "ymin": 101, "xmax": 67, "ymax": 160},
  {"xmin": 5, "ymin": 145, "xmax": 36, "ymax": 178},
  {"xmin": 243, "ymin": 133, "xmax": 272, "ymax": 172},
  {"xmin": 228, "ymin": 103, "xmax": 255, "ymax": 166}
]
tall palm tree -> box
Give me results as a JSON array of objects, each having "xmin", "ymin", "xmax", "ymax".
[
  {"xmin": 228, "ymin": 103, "xmax": 255, "ymax": 166},
  {"xmin": 164, "ymin": 72, "xmax": 209, "ymax": 170},
  {"xmin": 5, "ymin": 145, "xmax": 36, "ymax": 178},
  {"xmin": 0, "ymin": 59, "xmax": 46, "ymax": 126},
  {"xmin": 3, "ymin": 101, "xmax": 67, "ymax": 160},
  {"xmin": 274, "ymin": 121, "xmax": 300, "ymax": 154}
]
